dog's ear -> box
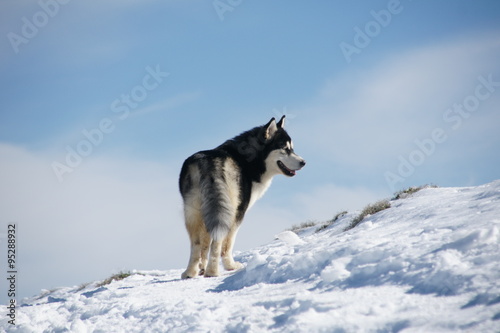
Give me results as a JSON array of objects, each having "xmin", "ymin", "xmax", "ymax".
[
  {"xmin": 264, "ymin": 117, "xmax": 278, "ymax": 140},
  {"xmin": 277, "ymin": 115, "xmax": 286, "ymax": 129}
]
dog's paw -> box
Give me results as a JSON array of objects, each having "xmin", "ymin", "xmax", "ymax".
[
  {"xmin": 226, "ymin": 261, "xmax": 244, "ymax": 271},
  {"xmin": 203, "ymin": 268, "xmax": 219, "ymax": 278},
  {"xmin": 181, "ymin": 270, "xmax": 196, "ymax": 279}
]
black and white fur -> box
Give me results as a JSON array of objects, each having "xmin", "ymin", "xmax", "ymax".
[{"xmin": 179, "ymin": 116, "xmax": 305, "ymax": 278}]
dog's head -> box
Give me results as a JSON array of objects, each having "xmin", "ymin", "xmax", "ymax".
[{"xmin": 263, "ymin": 116, "xmax": 306, "ymax": 177}]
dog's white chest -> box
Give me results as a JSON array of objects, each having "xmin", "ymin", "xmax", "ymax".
[{"xmin": 248, "ymin": 178, "xmax": 273, "ymax": 211}]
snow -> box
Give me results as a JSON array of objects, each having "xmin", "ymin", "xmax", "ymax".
[
  {"xmin": 3, "ymin": 180, "xmax": 500, "ymax": 332},
  {"xmin": 275, "ymin": 231, "xmax": 306, "ymax": 246}
]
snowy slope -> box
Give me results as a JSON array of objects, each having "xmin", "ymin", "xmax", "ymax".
[{"xmin": 3, "ymin": 181, "xmax": 500, "ymax": 332}]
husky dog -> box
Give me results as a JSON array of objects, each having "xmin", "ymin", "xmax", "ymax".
[{"xmin": 179, "ymin": 116, "xmax": 306, "ymax": 278}]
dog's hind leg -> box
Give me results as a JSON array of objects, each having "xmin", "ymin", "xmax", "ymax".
[
  {"xmin": 204, "ymin": 239, "xmax": 223, "ymax": 277},
  {"xmin": 181, "ymin": 238, "xmax": 201, "ymax": 279},
  {"xmin": 198, "ymin": 230, "xmax": 211, "ymax": 275},
  {"xmin": 222, "ymin": 225, "xmax": 244, "ymax": 271},
  {"xmin": 181, "ymin": 205, "xmax": 204, "ymax": 279}
]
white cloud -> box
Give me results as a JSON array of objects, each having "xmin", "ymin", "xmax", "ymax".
[
  {"xmin": 0, "ymin": 143, "xmax": 185, "ymax": 301},
  {"xmin": 296, "ymin": 33, "xmax": 500, "ymax": 170},
  {"xmin": 293, "ymin": 184, "xmax": 387, "ymax": 222},
  {"xmin": 128, "ymin": 91, "xmax": 201, "ymax": 118}
]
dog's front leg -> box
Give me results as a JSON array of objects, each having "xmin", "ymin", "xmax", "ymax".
[{"xmin": 204, "ymin": 239, "xmax": 222, "ymax": 277}]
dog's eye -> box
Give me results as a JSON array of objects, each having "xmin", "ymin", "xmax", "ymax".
[{"xmin": 283, "ymin": 147, "xmax": 291, "ymax": 154}]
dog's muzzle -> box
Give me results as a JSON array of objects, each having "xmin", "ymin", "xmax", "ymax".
[{"xmin": 277, "ymin": 159, "xmax": 306, "ymax": 177}]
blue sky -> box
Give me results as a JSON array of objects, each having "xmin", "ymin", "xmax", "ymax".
[{"xmin": 1, "ymin": 0, "xmax": 500, "ymax": 302}]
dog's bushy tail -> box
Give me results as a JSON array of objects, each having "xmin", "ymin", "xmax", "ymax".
[
  {"xmin": 199, "ymin": 173, "xmax": 234, "ymax": 241},
  {"xmin": 180, "ymin": 153, "xmax": 237, "ymax": 241},
  {"xmin": 199, "ymin": 160, "xmax": 236, "ymax": 241}
]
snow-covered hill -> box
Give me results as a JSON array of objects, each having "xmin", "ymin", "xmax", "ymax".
[{"xmin": 3, "ymin": 181, "xmax": 500, "ymax": 332}]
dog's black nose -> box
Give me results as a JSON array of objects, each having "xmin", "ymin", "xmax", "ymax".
[{"xmin": 300, "ymin": 160, "xmax": 306, "ymax": 167}]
